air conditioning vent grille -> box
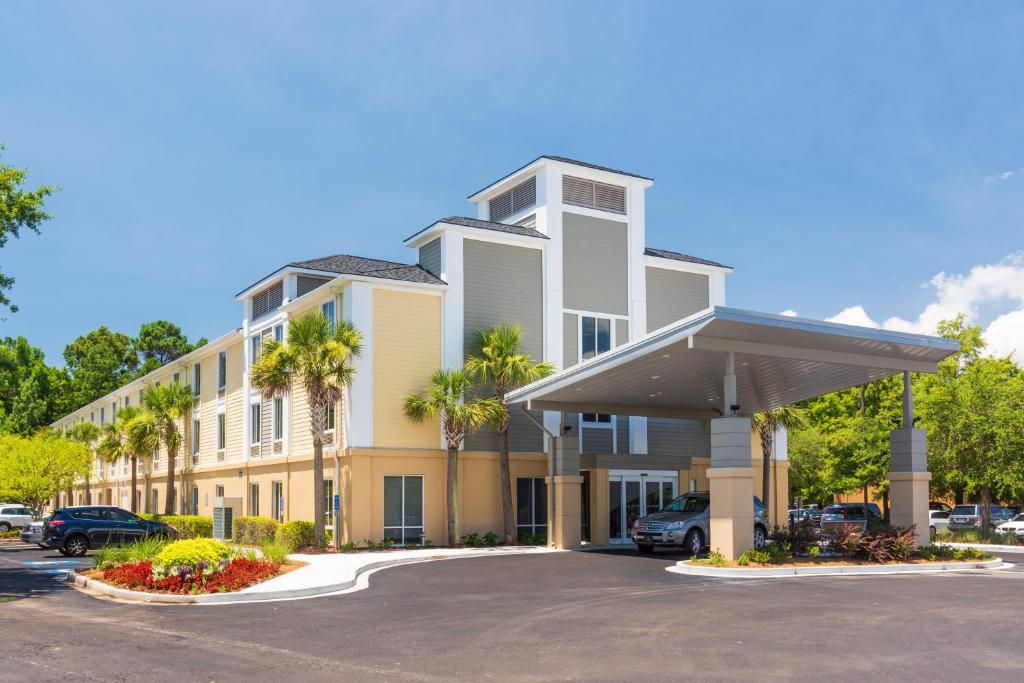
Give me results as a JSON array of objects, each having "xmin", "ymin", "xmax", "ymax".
[
  {"xmin": 489, "ymin": 176, "xmax": 537, "ymax": 222},
  {"xmin": 562, "ymin": 174, "xmax": 626, "ymax": 214}
]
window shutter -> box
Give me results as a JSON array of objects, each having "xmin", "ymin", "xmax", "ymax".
[
  {"xmin": 252, "ymin": 282, "xmax": 284, "ymax": 321},
  {"xmin": 562, "ymin": 174, "xmax": 626, "ymax": 214},
  {"xmin": 488, "ymin": 176, "xmax": 537, "ymax": 223}
]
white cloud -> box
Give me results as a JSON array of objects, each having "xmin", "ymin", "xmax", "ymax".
[
  {"xmin": 824, "ymin": 252, "xmax": 1024, "ymax": 363},
  {"xmin": 778, "ymin": 309, "xmax": 798, "ymax": 317},
  {"xmin": 984, "ymin": 167, "xmax": 1022, "ymax": 183}
]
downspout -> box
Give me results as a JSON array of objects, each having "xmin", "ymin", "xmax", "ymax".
[{"xmin": 520, "ymin": 405, "xmax": 559, "ymax": 547}]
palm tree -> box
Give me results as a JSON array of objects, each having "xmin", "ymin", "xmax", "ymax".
[
  {"xmin": 96, "ymin": 406, "xmax": 144, "ymax": 512},
  {"xmin": 465, "ymin": 323, "xmax": 555, "ymax": 544},
  {"xmin": 67, "ymin": 422, "xmax": 101, "ymax": 505},
  {"xmin": 752, "ymin": 406, "xmax": 807, "ymax": 524},
  {"xmin": 141, "ymin": 383, "xmax": 195, "ymax": 515},
  {"xmin": 126, "ymin": 411, "xmax": 161, "ymax": 514},
  {"xmin": 404, "ymin": 368, "xmax": 503, "ymax": 545},
  {"xmin": 251, "ymin": 312, "xmax": 363, "ymax": 548}
]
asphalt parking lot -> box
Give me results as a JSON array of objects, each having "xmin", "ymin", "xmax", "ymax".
[{"xmin": 2, "ymin": 540, "xmax": 1024, "ymax": 682}]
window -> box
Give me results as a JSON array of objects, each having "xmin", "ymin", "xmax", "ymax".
[
  {"xmin": 326, "ymin": 401, "xmax": 336, "ymax": 432},
  {"xmin": 488, "ymin": 176, "xmax": 536, "ymax": 223},
  {"xmin": 271, "ymin": 481, "xmax": 284, "ymax": 522},
  {"xmin": 323, "ymin": 479, "xmax": 335, "ymax": 528},
  {"xmin": 250, "ymin": 404, "xmax": 261, "ymax": 444},
  {"xmin": 139, "ymin": 389, "xmax": 144, "ymax": 405},
  {"xmin": 273, "ymin": 397, "xmax": 283, "ymax": 440},
  {"xmin": 112, "ymin": 400, "xmax": 117, "ymax": 420},
  {"xmin": 99, "ymin": 407, "xmax": 104, "ymax": 424},
  {"xmin": 122, "ymin": 454, "xmax": 128, "ymax": 475},
  {"xmin": 193, "ymin": 363, "xmax": 201, "ymax": 397},
  {"xmin": 582, "ymin": 413, "xmax": 612, "ymax": 425},
  {"xmin": 217, "ymin": 351, "xmax": 227, "ymax": 389},
  {"xmin": 252, "ymin": 281, "xmax": 284, "ymax": 320},
  {"xmin": 383, "ymin": 475, "xmax": 423, "ymax": 545},
  {"xmin": 153, "ymin": 446, "xmax": 160, "ymax": 468},
  {"xmin": 192, "ymin": 419, "xmax": 201, "ymax": 456},
  {"xmin": 191, "ymin": 486, "xmax": 199, "ymax": 515},
  {"xmin": 90, "ymin": 411, "xmax": 95, "ymax": 423},
  {"xmin": 562, "ymin": 174, "xmax": 626, "ymax": 214},
  {"xmin": 124, "ymin": 395, "xmax": 129, "ymax": 408},
  {"xmin": 151, "ymin": 489, "xmax": 158, "ymax": 513},
  {"xmin": 215, "ymin": 485, "xmax": 224, "ymax": 499},
  {"xmin": 581, "ymin": 316, "xmax": 612, "ymax": 360},
  {"xmin": 217, "ymin": 413, "xmax": 226, "ymax": 450},
  {"xmin": 322, "ymin": 300, "xmax": 335, "ymax": 330},
  {"xmin": 251, "ymin": 335, "xmax": 262, "ymax": 366},
  {"xmin": 173, "ymin": 372, "xmax": 180, "ymax": 384},
  {"xmin": 249, "ymin": 482, "xmax": 259, "ymax": 516},
  {"xmin": 274, "ymin": 324, "xmax": 283, "ymax": 342},
  {"xmin": 516, "ymin": 477, "xmax": 548, "ymax": 537}
]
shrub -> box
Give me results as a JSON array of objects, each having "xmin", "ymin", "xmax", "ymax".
[
  {"xmin": 275, "ymin": 521, "xmax": 316, "ymax": 552},
  {"xmin": 518, "ymin": 531, "xmax": 546, "ymax": 546},
  {"xmin": 337, "ymin": 542, "xmax": 357, "ymax": 553},
  {"xmin": 807, "ymin": 544, "xmax": 821, "ymax": 559},
  {"xmin": 154, "ymin": 538, "xmax": 231, "ymax": 575},
  {"xmin": 462, "ymin": 532, "xmax": 483, "ymax": 547},
  {"xmin": 483, "ymin": 531, "xmax": 499, "ymax": 546},
  {"xmin": 707, "ymin": 550, "xmax": 728, "ymax": 567},
  {"xmin": 103, "ymin": 557, "xmax": 280, "ymax": 594},
  {"xmin": 94, "ymin": 535, "xmax": 170, "ymax": 566},
  {"xmin": 737, "ymin": 548, "xmax": 772, "ymax": 566},
  {"xmin": 823, "ymin": 525, "xmax": 918, "ymax": 563},
  {"xmin": 260, "ymin": 539, "xmax": 291, "ymax": 564},
  {"xmin": 768, "ymin": 524, "xmax": 818, "ymax": 556},
  {"xmin": 232, "ymin": 516, "xmax": 279, "ymax": 546},
  {"xmin": 137, "ymin": 513, "xmax": 157, "ymax": 521},
  {"xmin": 161, "ymin": 515, "xmax": 213, "ymax": 539}
]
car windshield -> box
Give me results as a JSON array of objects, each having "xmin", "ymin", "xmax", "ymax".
[
  {"xmin": 1013, "ymin": 513, "xmax": 1024, "ymax": 522},
  {"xmin": 662, "ymin": 496, "xmax": 709, "ymax": 514},
  {"xmin": 951, "ymin": 506, "xmax": 976, "ymax": 516}
]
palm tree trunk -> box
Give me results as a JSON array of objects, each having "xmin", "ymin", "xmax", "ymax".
[
  {"xmin": 498, "ymin": 426, "xmax": 515, "ymax": 545},
  {"xmin": 130, "ymin": 456, "xmax": 138, "ymax": 513},
  {"xmin": 85, "ymin": 471, "xmax": 91, "ymax": 505},
  {"xmin": 164, "ymin": 443, "xmax": 176, "ymax": 515},
  {"xmin": 980, "ymin": 484, "xmax": 991, "ymax": 540},
  {"xmin": 447, "ymin": 446, "xmax": 459, "ymax": 546},
  {"xmin": 760, "ymin": 430, "xmax": 772, "ymax": 523},
  {"xmin": 144, "ymin": 468, "xmax": 151, "ymax": 514},
  {"xmin": 313, "ymin": 437, "xmax": 326, "ymax": 548}
]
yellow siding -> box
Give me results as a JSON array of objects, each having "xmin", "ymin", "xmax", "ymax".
[
  {"xmin": 372, "ymin": 289, "xmax": 441, "ymax": 449},
  {"xmin": 287, "ymin": 296, "xmax": 324, "ymax": 457},
  {"xmin": 224, "ymin": 340, "xmax": 245, "ymax": 460}
]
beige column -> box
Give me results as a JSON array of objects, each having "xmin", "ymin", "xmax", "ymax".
[
  {"xmin": 709, "ymin": 416, "xmax": 755, "ymax": 561},
  {"xmin": 890, "ymin": 372, "xmax": 931, "ymax": 547},
  {"xmin": 549, "ymin": 475, "xmax": 584, "ymax": 549},
  {"xmin": 589, "ymin": 469, "xmax": 610, "ymax": 546}
]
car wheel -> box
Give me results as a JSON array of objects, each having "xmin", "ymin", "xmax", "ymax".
[
  {"xmin": 754, "ymin": 525, "xmax": 767, "ymax": 549},
  {"xmin": 0, "ymin": 522, "xmax": 10, "ymax": 532},
  {"xmin": 683, "ymin": 529, "xmax": 704, "ymax": 556},
  {"xmin": 64, "ymin": 534, "xmax": 89, "ymax": 557},
  {"xmin": 637, "ymin": 544, "xmax": 655, "ymax": 555}
]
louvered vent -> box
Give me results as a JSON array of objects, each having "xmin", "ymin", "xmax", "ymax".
[
  {"xmin": 515, "ymin": 213, "xmax": 537, "ymax": 230},
  {"xmin": 488, "ymin": 176, "xmax": 537, "ymax": 222},
  {"xmin": 562, "ymin": 175, "xmax": 626, "ymax": 214},
  {"xmin": 252, "ymin": 282, "xmax": 284, "ymax": 320}
]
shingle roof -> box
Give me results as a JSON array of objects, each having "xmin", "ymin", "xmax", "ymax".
[
  {"xmin": 469, "ymin": 155, "xmax": 652, "ymax": 199},
  {"xmin": 405, "ymin": 215, "xmax": 548, "ymax": 243},
  {"xmin": 288, "ymin": 254, "xmax": 445, "ymax": 285},
  {"xmin": 644, "ymin": 247, "xmax": 731, "ymax": 270}
]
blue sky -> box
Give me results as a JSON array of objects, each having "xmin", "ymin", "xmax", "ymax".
[{"xmin": 3, "ymin": 1, "xmax": 1023, "ymax": 364}]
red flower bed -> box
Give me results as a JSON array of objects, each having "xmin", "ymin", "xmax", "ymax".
[{"xmin": 101, "ymin": 558, "xmax": 281, "ymax": 594}]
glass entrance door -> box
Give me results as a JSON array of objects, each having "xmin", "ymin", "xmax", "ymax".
[{"xmin": 608, "ymin": 472, "xmax": 678, "ymax": 543}]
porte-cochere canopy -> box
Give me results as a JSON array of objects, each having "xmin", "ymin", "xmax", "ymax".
[{"xmin": 506, "ymin": 307, "xmax": 959, "ymax": 417}]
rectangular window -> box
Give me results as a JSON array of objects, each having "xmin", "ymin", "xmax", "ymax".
[
  {"xmin": 192, "ymin": 486, "xmax": 199, "ymax": 515},
  {"xmin": 383, "ymin": 475, "xmax": 424, "ymax": 545},
  {"xmin": 271, "ymin": 481, "xmax": 284, "ymax": 522},
  {"xmin": 323, "ymin": 479, "xmax": 335, "ymax": 528},
  {"xmin": 173, "ymin": 372, "xmax": 180, "ymax": 384},
  {"xmin": 192, "ymin": 419, "xmax": 201, "ymax": 456},
  {"xmin": 99, "ymin": 407, "xmax": 105, "ymax": 424},
  {"xmin": 124, "ymin": 395, "xmax": 129, "ymax": 408},
  {"xmin": 217, "ymin": 351, "xmax": 227, "ymax": 389},
  {"xmin": 193, "ymin": 363, "xmax": 201, "ymax": 397},
  {"xmin": 251, "ymin": 335, "xmax": 262, "ymax": 366},
  {"xmin": 215, "ymin": 484, "xmax": 224, "ymax": 499},
  {"xmin": 152, "ymin": 489, "xmax": 158, "ymax": 513},
  {"xmin": 322, "ymin": 300, "xmax": 335, "ymax": 330},
  {"xmin": 516, "ymin": 477, "xmax": 548, "ymax": 537},
  {"xmin": 250, "ymin": 404, "xmax": 261, "ymax": 444},
  {"xmin": 582, "ymin": 413, "xmax": 612, "ymax": 424},
  {"xmin": 273, "ymin": 397, "xmax": 283, "ymax": 440},
  {"xmin": 251, "ymin": 281, "xmax": 284, "ymax": 320},
  {"xmin": 249, "ymin": 482, "xmax": 259, "ymax": 516},
  {"xmin": 112, "ymin": 400, "xmax": 117, "ymax": 420},
  {"xmin": 581, "ymin": 316, "xmax": 612, "ymax": 360},
  {"xmin": 90, "ymin": 411, "xmax": 95, "ymax": 423},
  {"xmin": 217, "ymin": 413, "xmax": 226, "ymax": 450},
  {"xmin": 274, "ymin": 324, "xmax": 283, "ymax": 342},
  {"xmin": 153, "ymin": 446, "xmax": 160, "ymax": 467},
  {"xmin": 326, "ymin": 401, "xmax": 336, "ymax": 432}
]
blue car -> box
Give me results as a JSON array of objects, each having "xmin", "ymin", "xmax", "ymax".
[{"xmin": 42, "ymin": 506, "xmax": 177, "ymax": 556}]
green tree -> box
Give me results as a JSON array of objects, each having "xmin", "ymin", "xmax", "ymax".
[
  {"xmin": 787, "ymin": 426, "xmax": 832, "ymax": 506},
  {"xmin": 250, "ymin": 312, "xmax": 363, "ymax": 548},
  {"xmin": 125, "ymin": 409, "xmax": 162, "ymax": 514},
  {"xmin": 64, "ymin": 326, "xmax": 139, "ymax": 409},
  {"xmin": 465, "ymin": 323, "xmax": 555, "ymax": 544},
  {"xmin": 67, "ymin": 421, "xmax": 101, "ymax": 505},
  {"xmin": 752, "ymin": 406, "xmax": 806, "ymax": 520},
  {"xmin": 0, "ymin": 336, "xmax": 72, "ymax": 433},
  {"xmin": 140, "ymin": 383, "xmax": 195, "ymax": 515},
  {"xmin": 0, "ymin": 431, "xmax": 88, "ymax": 513},
  {"xmin": 0, "ymin": 144, "xmax": 57, "ymax": 313},
  {"xmin": 134, "ymin": 320, "xmax": 207, "ymax": 376},
  {"xmin": 404, "ymin": 368, "xmax": 503, "ymax": 545},
  {"xmin": 96, "ymin": 406, "xmax": 143, "ymax": 512}
]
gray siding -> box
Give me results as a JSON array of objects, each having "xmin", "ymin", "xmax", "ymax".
[
  {"xmin": 463, "ymin": 239, "xmax": 544, "ymax": 453},
  {"xmin": 418, "ymin": 238, "xmax": 442, "ymax": 277},
  {"xmin": 615, "ymin": 415, "xmax": 630, "ymax": 454},
  {"xmin": 615, "ymin": 319, "xmax": 628, "ymax": 347},
  {"xmin": 645, "ymin": 267, "xmax": 710, "ymax": 332},
  {"xmin": 562, "ymin": 212, "xmax": 628, "ymax": 315},
  {"xmin": 297, "ymin": 275, "xmax": 331, "ymax": 298},
  {"xmin": 563, "ymin": 312, "xmax": 578, "ymax": 369},
  {"xmin": 581, "ymin": 427, "xmax": 613, "ymax": 454},
  {"xmin": 647, "ymin": 418, "xmax": 710, "ymax": 458}
]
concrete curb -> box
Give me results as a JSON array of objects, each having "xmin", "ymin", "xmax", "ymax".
[
  {"xmin": 69, "ymin": 548, "xmax": 557, "ymax": 605},
  {"xmin": 943, "ymin": 542, "xmax": 1024, "ymax": 554},
  {"xmin": 667, "ymin": 557, "xmax": 1006, "ymax": 579}
]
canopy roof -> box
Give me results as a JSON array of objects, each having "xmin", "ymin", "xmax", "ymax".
[{"xmin": 506, "ymin": 307, "xmax": 959, "ymax": 419}]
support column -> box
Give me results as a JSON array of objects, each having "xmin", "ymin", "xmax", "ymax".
[
  {"xmin": 708, "ymin": 416, "xmax": 755, "ymax": 561},
  {"xmin": 548, "ymin": 435, "xmax": 582, "ymax": 549},
  {"xmin": 890, "ymin": 371, "xmax": 930, "ymax": 546}
]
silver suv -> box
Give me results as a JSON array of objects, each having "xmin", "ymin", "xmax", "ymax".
[
  {"xmin": 630, "ymin": 491, "xmax": 768, "ymax": 555},
  {"xmin": 0, "ymin": 504, "xmax": 35, "ymax": 532}
]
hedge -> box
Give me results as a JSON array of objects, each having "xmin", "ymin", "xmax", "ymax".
[
  {"xmin": 232, "ymin": 516, "xmax": 279, "ymax": 546},
  {"xmin": 275, "ymin": 521, "xmax": 317, "ymax": 552},
  {"xmin": 161, "ymin": 515, "xmax": 213, "ymax": 539}
]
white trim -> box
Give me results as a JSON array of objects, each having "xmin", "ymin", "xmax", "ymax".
[
  {"xmin": 563, "ymin": 307, "xmax": 628, "ymax": 321},
  {"xmin": 345, "ymin": 281, "xmax": 374, "ymax": 448},
  {"xmin": 643, "ymin": 254, "xmax": 733, "ymax": 277},
  {"xmin": 608, "ymin": 468, "xmax": 679, "ymax": 478},
  {"xmin": 382, "ymin": 474, "xmax": 426, "ymax": 545},
  {"xmin": 577, "ymin": 313, "xmax": 616, "ymax": 364},
  {"xmin": 562, "ymin": 203, "xmax": 629, "ymax": 223},
  {"xmin": 540, "ymin": 167, "xmax": 565, "ymax": 441},
  {"xmin": 405, "ymin": 223, "xmax": 547, "ymax": 250},
  {"xmin": 440, "ymin": 232, "xmax": 464, "ymax": 371}
]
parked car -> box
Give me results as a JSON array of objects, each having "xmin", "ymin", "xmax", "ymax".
[
  {"xmin": 928, "ymin": 510, "xmax": 950, "ymax": 538},
  {"xmin": 20, "ymin": 519, "xmax": 46, "ymax": 548},
  {"xmin": 41, "ymin": 506, "xmax": 177, "ymax": 556},
  {"xmin": 0, "ymin": 504, "xmax": 35, "ymax": 531},
  {"xmin": 788, "ymin": 508, "xmax": 811, "ymax": 524},
  {"xmin": 630, "ymin": 491, "xmax": 768, "ymax": 555},
  {"xmin": 995, "ymin": 513, "xmax": 1024, "ymax": 538},
  {"xmin": 947, "ymin": 504, "xmax": 1015, "ymax": 532},
  {"xmin": 806, "ymin": 505, "xmax": 824, "ymax": 524},
  {"xmin": 819, "ymin": 503, "xmax": 884, "ymax": 534},
  {"xmin": 929, "ymin": 501, "xmax": 952, "ymax": 512}
]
